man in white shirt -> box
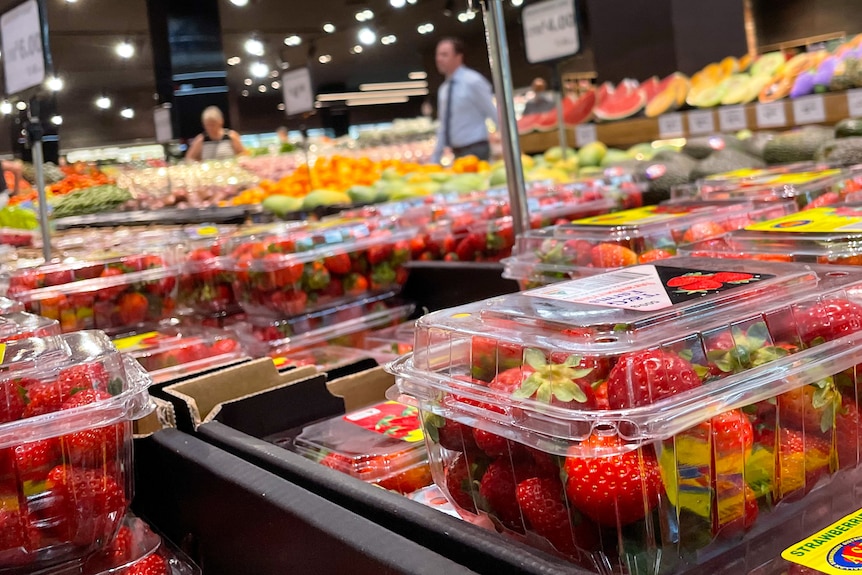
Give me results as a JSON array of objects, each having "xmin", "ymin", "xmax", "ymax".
[{"xmin": 431, "ymin": 38, "xmax": 498, "ymax": 164}]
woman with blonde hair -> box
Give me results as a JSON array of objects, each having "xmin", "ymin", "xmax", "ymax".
[{"xmin": 186, "ymin": 106, "xmax": 245, "ymax": 161}]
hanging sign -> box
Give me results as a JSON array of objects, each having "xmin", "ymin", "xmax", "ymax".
[
  {"xmin": 1, "ymin": 0, "xmax": 49, "ymax": 96},
  {"xmin": 522, "ymin": 0, "xmax": 580, "ymax": 64}
]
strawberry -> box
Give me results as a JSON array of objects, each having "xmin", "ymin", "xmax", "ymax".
[
  {"xmin": 60, "ymin": 425, "xmax": 123, "ymax": 468},
  {"xmin": 127, "ymin": 553, "xmax": 169, "ymax": 575},
  {"xmin": 105, "ymin": 524, "xmax": 134, "ymax": 562},
  {"xmin": 606, "ymin": 349, "xmax": 701, "ymax": 409},
  {"xmin": 343, "ymin": 273, "xmax": 369, "ymax": 296},
  {"xmin": 564, "ymin": 434, "xmax": 663, "ymax": 527},
  {"xmin": 711, "ymin": 271, "xmax": 754, "ymax": 283},
  {"xmin": 479, "ymin": 459, "xmax": 535, "ymax": 531},
  {"xmin": 517, "ymin": 477, "xmax": 581, "ymax": 555},
  {"xmin": 749, "ymin": 427, "xmax": 832, "ymax": 500},
  {"xmin": 488, "ymin": 350, "xmax": 597, "ymax": 409},
  {"xmin": 796, "ymin": 298, "xmax": 862, "ymax": 346},
  {"xmin": 23, "ymin": 383, "xmax": 67, "ymax": 418},
  {"xmin": 367, "ymin": 244, "xmax": 393, "ymax": 266},
  {"xmin": 211, "ymin": 338, "xmax": 238, "ymax": 355},
  {"xmin": 667, "ymin": 273, "xmax": 714, "ymax": 287},
  {"xmin": 803, "ymin": 191, "xmax": 840, "ymax": 210},
  {"xmin": 473, "ymin": 429, "xmax": 529, "ymax": 459},
  {"xmin": 0, "ymin": 506, "xmax": 27, "ymax": 555},
  {"xmin": 712, "ymin": 483, "xmax": 758, "ymax": 538},
  {"xmin": 0, "ymin": 379, "xmax": 26, "ymax": 423},
  {"xmin": 117, "ymin": 292, "xmax": 149, "ymax": 326},
  {"xmin": 13, "ymin": 439, "xmax": 60, "ymax": 482},
  {"xmin": 269, "ymin": 290, "xmax": 308, "ymax": 315},
  {"xmin": 378, "ymin": 463, "xmax": 432, "ymax": 494},
  {"xmin": 98, "ymin": 268, "xmax": 128, "ymax": 301},
  {"xmin": 455, "ymin": 233, "xmax": 485, "ymax": 262},
  {"xmin": 266, "ymin": 256, "xmax": 304, "ymax": 286},
  {"xmin": 44, "ymin": 465, "xmax": 126, "ymax": 546},
  {"xmin": 58, "ymin": 364, "xmax": 111, "ymax": 395},
  {"xmin": 303, "ymin": 261, "xmax": 331, "ymax": 291},
  {"xmin": 675, "ymin": 278, "xmax": 723, "ymax": 291},
  {"xmin": 591, "ymin": 244, "xmax": 638, "ymax": 267},
  {"xmin": 323, "ymin": 253, "xmax": 352, "ymax": 275},
  {"xmin": 638, "ymin": 249, "xmax": 674, "ymax": 263},
  {"xmin": 444, "ymin": 454, "xmax": 481, "ymax": 513},
  {"xmin": 470, "ymin": 335, "xmax": 523, "ymax": 383},
  {"xmin": 682, "ymin": 221, "xmax": 727, "ymax": 243},
  {"xmin": 705, "ymin": 322, "xmax": 791, "ymax": 376}
]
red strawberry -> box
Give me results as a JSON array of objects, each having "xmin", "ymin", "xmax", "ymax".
[
  {"xmin": 564, "ymin": 435, "xmax": 663, "ymax": 527},
  {"xmin": 711, "ymin": 271, "xmax": 754, "ymax": 283},
  {"xmin": 455, "ymin": 233, "xmax": 485, "ymax": 262},
  {"xmin": 712, "ymin": 483, "xmax": 758, "ymax": 537},
  {"xmin": 0, "ymin": 506, "xmax": 27, "ymax": 556},
  {"xmin": 517, "ymin": 477, "xmax": 582, "ymax": 556},
  {"xmin": 343, "ymin": 273, "xmax": 369, "ymax": 296},
  {"xmin": 13, "ymin": 439, "xmax": 59, "ymax": 483},
  {"xmin": 59, "ymin": 425, "xmax": 123, "ymax": 468},
  {"xmin": 593, "ymin": 381, "xmax": 609, "ymax": 410},
  {"xmin": 58, "ymin": 363, "xmax": 111, "ymax": 396},
  {"xmin": 667, "ymin": 274, "xmax": 713, "ymax": 288},
  {"xmin": 591, "ymin": 244, "xmax": 638, "ymax": 268},
  {"xmin": 44, "ymin": 465, "xmax": 126, "ymax": 546},
  {"xmin": 606, "ymin": 349, "xmax": 701, "ymax": 409},
  {"xmin": 324, "ymin": 253, "xmax": 352, "ymax": 275},
  {"xmin": 638, "ymin": 249, "xmax": 674, "ymax": 264},
  {"xmin": 682, "ymin": 221, "xmax": 727, "ymax": 243},
  {"xmin": 676, "ymin": 278, "xmax": 724, "ymax": 291},
  {"xmin": 105, "ymin": 524, "xmax": 134, "ymax": 562},
  {"xmin": 758, "ymin": 427, "xmax": 833, "ymax": 500},
  {"xmin": 488, "ymin": 353, "xmax": 597, "ymax": 409},
  {"xmin": 470, "ymin": 335, "xmax": 523, "ymax": 383},
  {"xmin": 803, "ymin": 191, "xmax": 840, "ymax": 210},
  {"xmin": 118, "ymin": 292, "xmax": 149, "ymax": 326},
  {"xmin": 796, "ymin": 298, "xmax": 862, "ymax": 346},
  {"xmin": 0, "ymin": 379, "xmax": 26, "ymax": 423},
  {"xmin": 435, "ymin": 417, "xmax": 479, "ymax": 453},
  {"xmin": 98, "ymin": 268, "xmax": 127, "ymax": 300},
  {"xmin": 444, "ymin": 453, "xmax": 480, "ymax": 513},
  {"xmin": 479, "ymin": 459, "xmax": 535, "ymax": 531},
  {"xmin": 472, "ymin": 429, "xmax": 529, "ymax": 459},
  {"xmin": 269, "ymin": 290, "xmax": 308, "ymax": 315},
  {"xmin": 367, "ymin": 244, "xmax": 393, "ymax": 266},
  {"xmin": 709, "ymin": 409, "xmax": 754, "ymax": 455},
  {"xmin": 127, "ymin": 553, "xmax": 169, "ymax": 575},
  {"xmin": 23, "ymin": 383, "xmax": 67, "ymax": 418}
]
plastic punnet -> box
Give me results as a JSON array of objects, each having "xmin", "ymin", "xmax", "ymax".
[
  {"xmin": 699, "ymin": 169, "xmax": 862, "ymax": 209},
  {"xmin": 0, "ymin": 312, "xmax": 60, "ymax": 342}
]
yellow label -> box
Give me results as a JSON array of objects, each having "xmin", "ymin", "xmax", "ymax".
[
  {"xmin": 113, "ymin": 331, "xmax": 159, "ymax": 353},
  {"xmin": 745, "ymin": 207, "xmax": 862, "ymax": 234},
  {"xmin": 704, "ymin": 168, "xmax": 766, "ymax": 181},
  {"xmin": 196, "ymin": 226, "xmax": 219, "ymax": 237},
  {"xmin": 763, "ymin": 170, "xmax": 841, "ymax": 186},
  {"xmin": 272, "ymin": 357, "xmax": 288, "ymax": 368},
  {"xmin": 782, "ymin": 508, "xmax": 862, "ymax": 573},
  {"xmin": 0, "ymin": 343, "xmax": 7, "ymax": 364},
  {"xmin": 573, "ymin": 206, "xmax": 692, "ymax": 227}
]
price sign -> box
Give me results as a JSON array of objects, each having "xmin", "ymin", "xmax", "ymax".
[
  {"xmin": 522, "ymin": 0, "xmax": 580, "ymax": 64},
  {"xmin": 756, "ymin": 102, "xmax": 787, "ymax": 128},
  {"xmin": 575, "ymin": 123, "xmax": 597, "ymax": 146},
  {"xmin": 718, "ymin": 106, "xmax": 748, "ymax": 131},
  {"xmin": 281, "ymin": 67, "xmax": 314, "ymax": 116},
  {"xmin": 792, "ymin": 95, "xmax": 826, "ymax": 124},
  {"xmin": 687, "ymin": 110, "xmax": 715, "ymax": 135},
  {"xmin": 153, "ymin": 105, "xmax": 173, "ymax": 144},
  {"xmin": 848, "ymin": 89, "xmax": 862, "ymax": 117},
  {"xmin": 1, "ymin": 0, "xmax": 47, "ymax": 96},
  {"xmin": 658, "ymin": 113, "xmax": 684, "ymax": 138}
]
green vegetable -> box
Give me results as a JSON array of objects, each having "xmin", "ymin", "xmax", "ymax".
[{"xmin": 49, "ymin": 185, "xmax": 132, "ymax": 219}]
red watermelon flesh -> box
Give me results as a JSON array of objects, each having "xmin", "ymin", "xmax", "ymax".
[
  {"xmin": 593, "ymin": 80, "xmax": 646, "ymax": 121},
  {"xmin": 639, "ymin": 76, "xmax": 661, "ymax": 101},
  {"xmin": 562, "ymin": 90, "xmax": 596, "ymax": 126},
  {"xmin": 535, "ymin": 109, "xmax": 559, "ymax": 131},
  {"xmin": 596, "ymin": 81, "xmax": 614, "ymax": 106},
  {"xmin": 517, "ymin": 113, "xmax": 540, "ymax": 134}
]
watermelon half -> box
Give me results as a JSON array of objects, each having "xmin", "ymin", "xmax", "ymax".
[
  {"xmin": 535, "ymin": 109, "xmax": 558, "ymax": 132},
  {"xmin": 639, "ymin": 76, "xmax": 662, "ymax": 101},
  {"xmin": 593, "ymin": 80, "xmax": 646, "ymax": 121},
  {"xmin": 517, "ymin": 113, "xmax": 540, "ymax": 135},
  {"xmin": 562, "ymin": 90, "xmax": 596, "ymax": 127}
]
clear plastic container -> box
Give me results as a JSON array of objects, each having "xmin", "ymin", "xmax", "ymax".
[
  {"xmin": 5, "ymin": 252, "xmax": 181, "ymax": 333},
  {"xmin": 289, "ymin": 400, "xmax": 432, "ymax": 495},
  {"xmin": 387, "ymin": 258, "xmax": 862, "ymax": 572},
  {"xmin": 112, "ymin": 322, "xmax": 248, "ymax": 384},
  {"xmin": 698, "ymin": 162, "xmax": 838, "ymax": 190},
  {"xmin": 502, "ymin": 200, "xmax": 797, "ymax": 289},
  {"xmin": 699, "ymin": 169, "xmax": 862, "ymax": 209},
  {"xmin": 0, "ymin": 297, "xmax": 25, "ymax": 315},
  {"xmin": 679, "ymin": 204, "xmax": 862, "ymax": 265},
  {"xmin": 363, "ymin": 321, "xmax": 415, "ymax": 357},
  {"xmin": 0, "ymin": 331, "xmax": 152, "ymax": 571},
  {"xmin": 231, "ymin": 291, "xmax": 415, "ymax": 356},
  {"xmin": 0, "ymin": 312, "xmax": 60, "ymax": 342},
  {"xmin": 178, "ymin": 242, "xmax": 238, "ymax": 317},
  {"xmin": 223, "ymin": 220, "xmax": 417, "ymax": 318},
  {"xmin": 0, "ymin": 228, "xmax": 36, "ymax": 248},
  {"xmin": 269, "ymin": 344, "xmax": 375, "ymax": 372}
]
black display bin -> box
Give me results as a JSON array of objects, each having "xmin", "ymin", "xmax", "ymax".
[{"xmin": 133, "ymin": 429, "xmax": 481, "ymax": 575}]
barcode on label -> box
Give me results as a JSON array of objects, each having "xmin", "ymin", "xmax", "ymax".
[{"xmin": 567, "ymin": 269, "xmax": 653, "ymax": 289}]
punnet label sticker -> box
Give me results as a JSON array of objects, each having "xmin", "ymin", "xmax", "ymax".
[
  {"xmin": 746, "ymin": 206, "xmax": 862, "ymax": 234},
  {"xmin": 782, "ymin": 507, "xmax": 862, "ymax": 573},
  {"xmin": 571, "ymin": 206, "xmax": 694, "ymax": 227},
  {"xmin": 343, "ymin": 401, "xmax": 424, "ymax": 443},
  {"xmin": 112, "ymin": 332, "xmax": 160, "ymax": 353},
  {"xmin": 524, "ymin": 265, "xmax": 773, "ymax": 311}
]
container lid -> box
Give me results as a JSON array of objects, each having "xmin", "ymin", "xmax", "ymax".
[
  {"xmin": 292, "ymin": 400, "xmax": 428, "ymax": 482},
  {"xmin": 270, "ymin": 344, "xmax": 375, "ymax": 372},
  {"xmin": 363, "ymin": 321, "xmax": 415, "ymax": 353},
  {"xmin": 700, "ymin": 162, "xmax": 839, "ymax": 185},
  {"xmin": 0, "ymin": 331, "xmax": 152, "ymax": 448},
  {"xmin": 700, "ymin": 169, "xmax": 858, "ymax": 203},
  {"xmin": 0, "ymin": 312, "xmax": 60, "ymax": 342},
  {"xmin": 0, "ymin": 297, "xmax": 24, "ymax": 314},
  {"xmin": 389, "ymin": 258, "xmax": 862, "ymax": 455}
]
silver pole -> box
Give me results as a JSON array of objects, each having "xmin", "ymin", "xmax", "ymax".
[
  {"xmin": 32, "ymin": 141, "xmax": 51, "ymax": 262},
  {"xmin": 481, "ymin": 0, "xmax": 530, "ymax": 237},
  {"xmin": 555, "ymin": 63, "xmax": 567, "ymax": 159}
]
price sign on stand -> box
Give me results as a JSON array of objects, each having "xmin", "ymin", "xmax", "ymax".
[
  {"xmin": 756, "ymin": 102, "xmax": 788, "ymax": 128},
  {"xmin": 658, "ymin": 113, "xmax": 684, "ymax": 138},
  {"xmin": 792, "ymin": 95, "xmax": 826, "ymax": 124},
  {"xmin": 1, "ymin": 0, "xmax": 48, "ymax": 95},
  {"xmin": 687, "ymin": 110, "xmax": 715, "ymax": 135},
  {"xmin": 281, "ymin": 67, "xmax": 314, "ymax": 116},
  {"xmin": 522, "ymin": 0, "xmax": 580, "ymax": 64},
  {"xmin": 575, "ymin": 123, "xmax": 597, "ymax": 146},
  {"xmin": 848, "ymin": 89, "xmax": 862, "ymax": 117},
  {"xmin": 719, "ymin": 106, "xmax": 748, "ymax": 131},
  {"xmin": 153, "ymin": 104, "xmax": 173, "ymax": 144}
]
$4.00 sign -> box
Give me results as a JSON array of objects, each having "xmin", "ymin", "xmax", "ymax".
[
  {"xmin": 1, "ymin": 0, "xmax": 47, "ymax": 96},
  {"xmin": 281, "ymin": 68, "xmax": 314, "ymax": 117},
  {"xmin": 522, "ymin": 0, "xmax": 580, "ymax": 64}
]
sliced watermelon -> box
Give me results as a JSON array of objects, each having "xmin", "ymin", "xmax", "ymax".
[
  {"xmin": 517, "ymin": 113, "xmax": 540, "ymax": 135},
  {"xmin": 593, "ymin": 80, "xmax": 646, "ymax": 121},
  {"xmin": 535, "ymin": 109, "xmax": 558, "ymax": 131},
  {"xmin": 562, "ymin": 90, "xmax": 596, "ymax": 127},
  {"xmin": 596, "ymin": 81, "xmax": 614, "ymax": 106},
  {"xmin": 639, "ymin": 76, "xmax": 662, "ymax": 101}
]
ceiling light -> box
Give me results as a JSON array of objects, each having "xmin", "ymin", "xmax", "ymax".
[
  {"xmin": 65, "ymin": 0, "xmax": 77, "ymax": 3},
  {"xmin": 381, "ymin": 35, "xmax": 397, "ymax": 45},
  {"xmin": 227, "ymin": 56, "xmax": 241, "ymax": 66},
  {"xmin": 355, "ymin": 9, "xmax": 373, "ymax": 21},
  {"xmin": 318, "ymin": 54, "xmax": 332, "ymax": 64},
  {"xmin": 244, "ymin": 37, "xmax": 264, "ymax": 57},
  {"xmin": 258, "ymin": 85, "xmax": 266, "ymax": 93},
  {"xmin": 417, "ymin": 23, "xmax": 434, "ymax": 34},
  {"xmin": 230, "ymin": 0, "xmax": 249, "ymax": 5},
  {"xmin": 358, "ymin": 28, "xmax": 376, "ymax": 45},
  {"xmin": 407, "ymin": 0, "xmax": 417, "ymax": 3},
  {"xmin": 511, "ymin": 0, "xmax": 523, "ymax": 5},
  {"xmin": 120, "ymin": 108, "xmax": 134, "ymax": 119},
  {"xmin": 271, "ymin": 80, "xmax": 281, "ymax": 89},
  {"xmin": 270, "ymin": 70, "xmax": 279, "ymax": 78},
  {"xmin": 115, "ymin": 41, "xmax": 135, "ymax": 59},
  {"xmin": 250, "ymin": 61, "xmax": 269, "ymax": 78},
  {"xmin": 0, "ymin": 102, "xmax": 11, "ymax": 115},
  {"xmin": 408, "ymin": 71, "xmax": 427, "ymax": 80},
  {"xmin": 46, "ymin": 76, "xmax": 63, "ymax": 91},
  {"xmin": 457, "ymin": 11, "xmax": 476, "ymax": 22},
  {"xmin": 323, "ymin": 23, "xmax": 335, "ymax": 33},
  {"xmin": 50, "ymin": 115, "xmax": 63, "ymax": 125},
  {"xmin": 244, "ymin": 78, "xmax": 253, "ymax": 86},
  {"xmin": 15, "ymin": 102, "xmax": 26, "ymax": 111},
  {"xmin": 351, "ymin": 45, "xmax": 363, "ymax": 54},
  {"xmin": 283, "ymin": 35, "xmax": 302, "ymax": 47},
  {"xmin": 95, "ymin": 96, "xmax": 111, "ymax": 110},
  {"xmin": 241, "ymin": 90, "xmax": 249, "ymax": 97},
  {"xmin": 390, "ymin": 0, "xmax": 406, "ymax": 6},
  {"xmin": 277, "ymin": 103, "xmax": 285, "ymax": 111}
]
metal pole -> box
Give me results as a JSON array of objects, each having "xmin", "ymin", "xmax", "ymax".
[
  {"xmin": 28, "ymin": 99, "xmax": 51, "ymax": 262},
  {"xmin": 481, "ymin": 0, "xmax": 530, "ymax": 237},
  {"xmin": 554, "ymin": 63, "xmax": 567, "ymax": 159}
]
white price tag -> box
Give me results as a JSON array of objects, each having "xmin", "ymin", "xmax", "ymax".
[
  {"xmin": 522, "ymin": 0, "xmax": 580, "ymax": 64},
  {"xmin": 575, "ymin": 123, "xmax": 597, "ymax": 146},
  {"xmin": 792, "ymin": 95, "xmax": 826, "ymax": 124},
  {"xmin": 658, "ymin": 113, "xmax": 684, "ymax": 138},
  {"xmin": 1, "ymin": 0, "xmax": 46, "ymax": 96},
  {"xmin": 848, "ymin": 89, "xmax": 862, "ymax": 117},
  {"xmin": 687, "ymin": 110, "xmax": 715, "ymax": 135},
  {"xmin": 756, "ymin": 102, "xmax": 788, "ymax": 128},
  {"xmin": 153, "ymin": 106, "xmax": 173, "ymax": 144},
  {"xmin": 281, "ymin": 67, "xmax": 314, "ymax": 116},
  {"xmin": 718, "ymin": 106, "xmax": 748, "ymax": 131}
]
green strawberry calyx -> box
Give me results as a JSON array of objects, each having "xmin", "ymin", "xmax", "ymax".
[
  {"xmin": 705, "ymin": 322, "xmax": 791, "ymax": 374},
  {"xmin": 811, "ymin": 376, "xmax": 844, "ymax": 434},
  {"xmin": 514, "ymin": 348, "xmax": 592, "ymax": 404}
]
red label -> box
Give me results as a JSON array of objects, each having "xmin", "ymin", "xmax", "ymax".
[{"xmin": 343, "ymin": 401, "xmax": 424, "ymax": 443}]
